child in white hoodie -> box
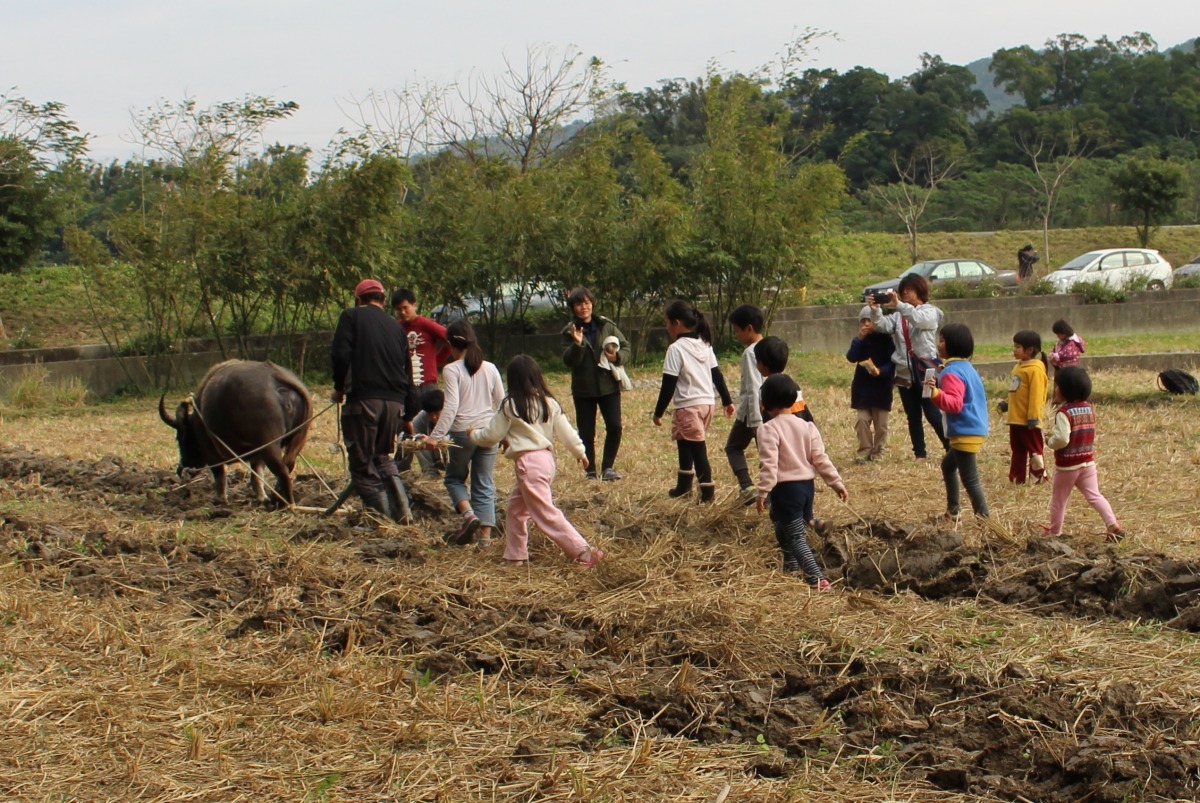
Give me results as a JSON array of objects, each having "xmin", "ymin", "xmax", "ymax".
[
  {"xmin": 756, "ymin": 374, "xmax": 847, "ymax": 589},
  {"xmin": 652, "ymin": 300, "xmax": 734, "ymax": 503},
  {"xmin": 470, "ymin": 355, "xmax": 603, "ymax": 567}
]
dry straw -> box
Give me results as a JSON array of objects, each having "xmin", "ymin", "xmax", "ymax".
[{"xmin": 1, "ymin": 364, "xmax": 1198, "ymax": 800}]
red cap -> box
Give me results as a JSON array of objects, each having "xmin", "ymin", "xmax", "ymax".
[{"xmin": 354, "ymin": 278, "xmax": 385, "ymax": 299}]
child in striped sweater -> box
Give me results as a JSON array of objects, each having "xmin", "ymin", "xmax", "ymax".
[{"xmin": 1041, "ymin": 366, "xmax": 1124, "ymax": 541}]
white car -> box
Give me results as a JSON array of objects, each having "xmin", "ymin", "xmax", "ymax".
[{"xmin": 1043, "ymin": 248, "xmax": 1173, "ymax": 293}]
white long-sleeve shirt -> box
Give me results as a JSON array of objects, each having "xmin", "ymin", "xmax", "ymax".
[{"xmin": 429, "ymin": 359, "xmax": 504, "ymax": 439}]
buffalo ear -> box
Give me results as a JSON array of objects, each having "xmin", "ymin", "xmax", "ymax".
[{"xmin": 158, "ymin": 394, "xmax": 179, "ymax": 429}]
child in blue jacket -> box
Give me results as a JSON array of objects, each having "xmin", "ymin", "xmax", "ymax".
[{"xmin": 924, "ymin": 323, "xmax": 990, "ymax": 522}]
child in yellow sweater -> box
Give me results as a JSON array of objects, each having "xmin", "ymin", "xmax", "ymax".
[{"xmin": 999, "ymin": 330, "xmax": 1049, "ymax": 484}]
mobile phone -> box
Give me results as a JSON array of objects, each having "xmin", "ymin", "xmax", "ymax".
[
  {"xmin": 572, "ymin": 316, "xmax": 586, "ymax": 330},
  {"xmin": 921, "ymin": 367, "xmax": 937, "ymax": 398}
]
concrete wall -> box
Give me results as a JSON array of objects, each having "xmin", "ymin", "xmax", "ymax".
[
  {"xmin": 770, "ymin": 288, "xmax": 1200, "ymax": 353},
  {"xmin": 3, "ymin": 289, "xmax": 1199, "ymax": 398}
]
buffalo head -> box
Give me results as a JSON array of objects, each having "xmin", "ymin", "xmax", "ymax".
[{"xmin": 159, "ymin": 394, "xmax": 205, "ymax": 475}]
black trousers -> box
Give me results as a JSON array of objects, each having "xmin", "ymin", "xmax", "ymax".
[
  {"xmin": 342, "ymin": 398, "xmax": 404, "ymax": 497},
  {"xmin": 725, "ymin": 418, "xmax": 757, "ymax": 489},
  {"xmin": 941, "ymin": 448, "xmax": 989, "ymax": 517},
  {"xmin": 573, "ymin": 392, "xmax": 623, "ymax": 472},
  {"xmin": 897, "ymin": 382, "xmax": 948, "ymax": 459}
]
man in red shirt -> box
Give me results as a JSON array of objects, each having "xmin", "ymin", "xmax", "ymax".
[{"xmin": 390, "ymin": 288, "xmax": 450, "ymax": 394}]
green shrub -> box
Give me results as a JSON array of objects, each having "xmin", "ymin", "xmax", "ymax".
[
  {"xmin": 812, "ymin": 290, "xmax": 859, "ymax": 306},
  {"xmin": 1022, "ymin": 279, "xmax": 1057, "ymax": 296},
  {"xmin": 930, "ymin": 280, "xmax": 970, "ymax": 299},
  {"xmin": 1, "ymin": 366, "xmax": 90, "ymax": 410},
  {"xmin": 1173, "ymin": 273, "xmax": 1200, "ymax": 289},
  {"xmin": 1123, "ymin": 275, "xmax": 1152, "ymax": 293},
  {"xmin": 5, "ymin": 327, "xmax": 39, "ymax": 350},
  {"xmin": 1072, "ymin": 280, "xmax": 1127, "ymax": 304}
]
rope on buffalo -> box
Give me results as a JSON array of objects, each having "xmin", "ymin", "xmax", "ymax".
[{"xmin": 182, "ymin": 396, "xmax": 338, "ymax": 505}]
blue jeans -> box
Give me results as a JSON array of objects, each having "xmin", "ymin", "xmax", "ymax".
[{"xmin": 443, "ymin": 430, "xmax": 497, "ymax": 526}]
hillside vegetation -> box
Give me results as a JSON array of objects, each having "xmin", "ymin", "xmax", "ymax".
[{"xmin": 3, "ymin": 225, "xmax": 1199, "ymax": 351}]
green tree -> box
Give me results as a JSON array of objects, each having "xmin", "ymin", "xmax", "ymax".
[
  {"xmin": 1110, "ymin": 157, "xmax": 1187, "ymax": 246},
  {"xmin": 688, "ymin": 73, "xmax": 845, "ymax": 337},
  {"xmin": 0, "ymin": 90, "xmax": 88, "ymax": 274}
]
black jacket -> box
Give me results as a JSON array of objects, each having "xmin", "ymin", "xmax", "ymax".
[
  {"xmin": 846, "ymin": 333, "xmax": 896, "ymax": 411},
  {"xmin": 331, "ymin": 304, "xmax": 419, "ymax": 417},
  {"xmin": 562, "ymin": 315, "xmax": 628, "ymax": 398}
]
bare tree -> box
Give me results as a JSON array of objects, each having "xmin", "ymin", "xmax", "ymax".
[
  {"xmin": 339, "ymin": 82, "xmax": 447, "ymax": 160},
  {"xmin": 868, "ymin": 143, "xmax": 963, "ymax": 263},
  {"xmin": 343, "ymin": 45, "xmax": 604, "ymax": 173},
  {"xmin": 1015, "ymin": 120, "xmax": 1094, "ymax": 267},
  {"xmin": 128, "ymin": 95, "xmax": 297, "ymax": 171}
]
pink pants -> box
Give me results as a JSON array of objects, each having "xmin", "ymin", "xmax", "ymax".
[
  {"xmin": 1048, "ymin": 464, "xmax": 1118, "ymax": 534},
  {"xmin": 505, "ymin": 449, "xmax": 589, "ymax": 562}
]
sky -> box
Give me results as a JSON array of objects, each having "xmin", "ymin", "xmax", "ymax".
[{"xmin": 3, "ymin": 1, "xmax": 1192, "ymax": 163}]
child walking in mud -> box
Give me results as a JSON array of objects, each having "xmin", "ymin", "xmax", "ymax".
[
  {"xmin": 755, "ymin": 374, "xmax": 846, "ymax": 589},
  {"xmin": 726, "ymin": 304, "xmax": 766, "ymax": 501},
  {"xmin": 424, "ymin": 319, "xmax": 505, "ymax": 548},
  {"xmin": 1002, "ymin": 330, "xmax": 1049, "ymax": 484},
  {"xmin": 924, "ymin": 323, "xmax": 990, "ymax": 523},
  {"xmin": 1041, "ymin": 366, "xmax": 1124, "ymax": 541},
  {"xmin": 470, "ymin": 355, "xmax": 604, "ymax": 567},
  {"xmin": 653, "ymin": 300, "xmax": 735, "ymax": 503}
]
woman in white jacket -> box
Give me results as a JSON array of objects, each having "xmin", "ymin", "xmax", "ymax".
[
  {"xmin": 470, "ymin": 355, "xmax": 604, "ymax": 568},
  {"xmin": 869, "ymin": 274, "xmax": 949, "ymax": 461}
]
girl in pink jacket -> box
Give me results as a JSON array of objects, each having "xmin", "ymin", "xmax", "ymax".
[{"xmin": 756, "ymin": 374, "xmax": 848, "ymax": 589}]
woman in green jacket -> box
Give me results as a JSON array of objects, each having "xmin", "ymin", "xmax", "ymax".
[{"xmin": 562, "ymin": 287, "xmax": 629, "ymax": 480}]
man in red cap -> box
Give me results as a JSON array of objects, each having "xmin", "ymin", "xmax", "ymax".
[{"xmin": 330, "ymin": 278, "xmax": 420, "ymax": 521}]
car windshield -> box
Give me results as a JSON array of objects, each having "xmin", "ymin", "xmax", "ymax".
[{"xmin": 1058, "ymin": 252, "xmax": 1102, "ymax": 271}]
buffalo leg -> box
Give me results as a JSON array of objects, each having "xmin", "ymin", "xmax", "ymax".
[
  {"xmin": 260, "ymin": 448, "xmax": 294, "ymax": 506},
  {"xmin": 250, "ymin": 461, "xmax": 267, "ymax": 503},
  {"xmin": 211, "ymin": 465, "xmax": 228, "ymax": 503}
]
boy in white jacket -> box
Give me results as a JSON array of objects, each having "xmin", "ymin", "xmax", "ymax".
[{"xmin": 470, "ymin": 355, "xmax": 604, "ymax": 567}]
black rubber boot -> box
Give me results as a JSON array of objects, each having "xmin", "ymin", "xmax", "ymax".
[
  {"xmin": 667, "ymin": 470, "xmax": 695, "ymax": 498},
  {"xmin": 361, "ymin": 490, "xmax": 395, "ymax": 520},
  {"xmin": 698, "ymin": 482, "xmax": 716, "ymax": 503},
  {"xmin": 386, "ymin": 475, "xmax": 413, "ymax": 524}
]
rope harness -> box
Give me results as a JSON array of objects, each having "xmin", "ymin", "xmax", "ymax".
[{"xmin": 180, "ymin": 395, "xmax": 337, "ymax": 505}]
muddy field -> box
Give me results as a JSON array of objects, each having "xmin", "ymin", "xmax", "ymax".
[{"xmin": 2, "ymin": 369, "xmax": 1200, "ymax": 801}]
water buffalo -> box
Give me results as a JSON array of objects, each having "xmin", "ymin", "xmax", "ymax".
[{"xmin": 159, "ymin": 360, "xmax": 311, "ymax": 505}]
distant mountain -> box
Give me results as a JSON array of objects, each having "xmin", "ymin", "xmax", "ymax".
[
  {"xmin": 964, "ymin": 56, "xmax": 1021, "ymax": 117},
  {"xmin": 964, "ymin": 36, "xmax": 1197, "ymax": 117}
]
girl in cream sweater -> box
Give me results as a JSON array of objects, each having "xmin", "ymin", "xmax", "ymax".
[{"xmin": 471, "ymin": 355, "xmax": 604, "ymax": 567}]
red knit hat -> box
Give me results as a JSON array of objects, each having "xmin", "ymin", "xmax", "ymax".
[{"xmin": 354, "ymin": 278, "xmax": 385, "ymax": 299}]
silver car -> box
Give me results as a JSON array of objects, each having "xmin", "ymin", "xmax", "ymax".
[{"xmin": 1043, "ymin": 248, "xmax": 1173, "ymax": 293}]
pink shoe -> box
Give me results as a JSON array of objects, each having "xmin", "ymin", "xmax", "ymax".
[
  {"xmin": 815, "ymin": 579, "xmax": 832, "ymax": 592},
  {"xmin": 576, "ymin": 548, "xmax": 604, "ymax": 568},
  {"xmin": 1039, "ymin": 524, "xmax": 1062, "ymax": 537}
]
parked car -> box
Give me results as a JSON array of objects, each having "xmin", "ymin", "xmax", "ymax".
[
  {"xmin": 861, "ymin": 259, "xmax": 1019, "ymax": 303},
  {"xmin": 430, "ymin": 281, "xmax": 561, "ymax": 324},
  {"xmin": 1042, "ymin": 248, "xmax": 1173, "ymax": 293},
  {"xmin": 1172, "ymin": 254, "xmax": 1200, "ymax": 283}
]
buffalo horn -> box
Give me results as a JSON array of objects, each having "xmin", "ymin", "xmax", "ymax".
[{"xmin": 158, "ymin": 394, "xmax": 179, "ymax": 429}]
